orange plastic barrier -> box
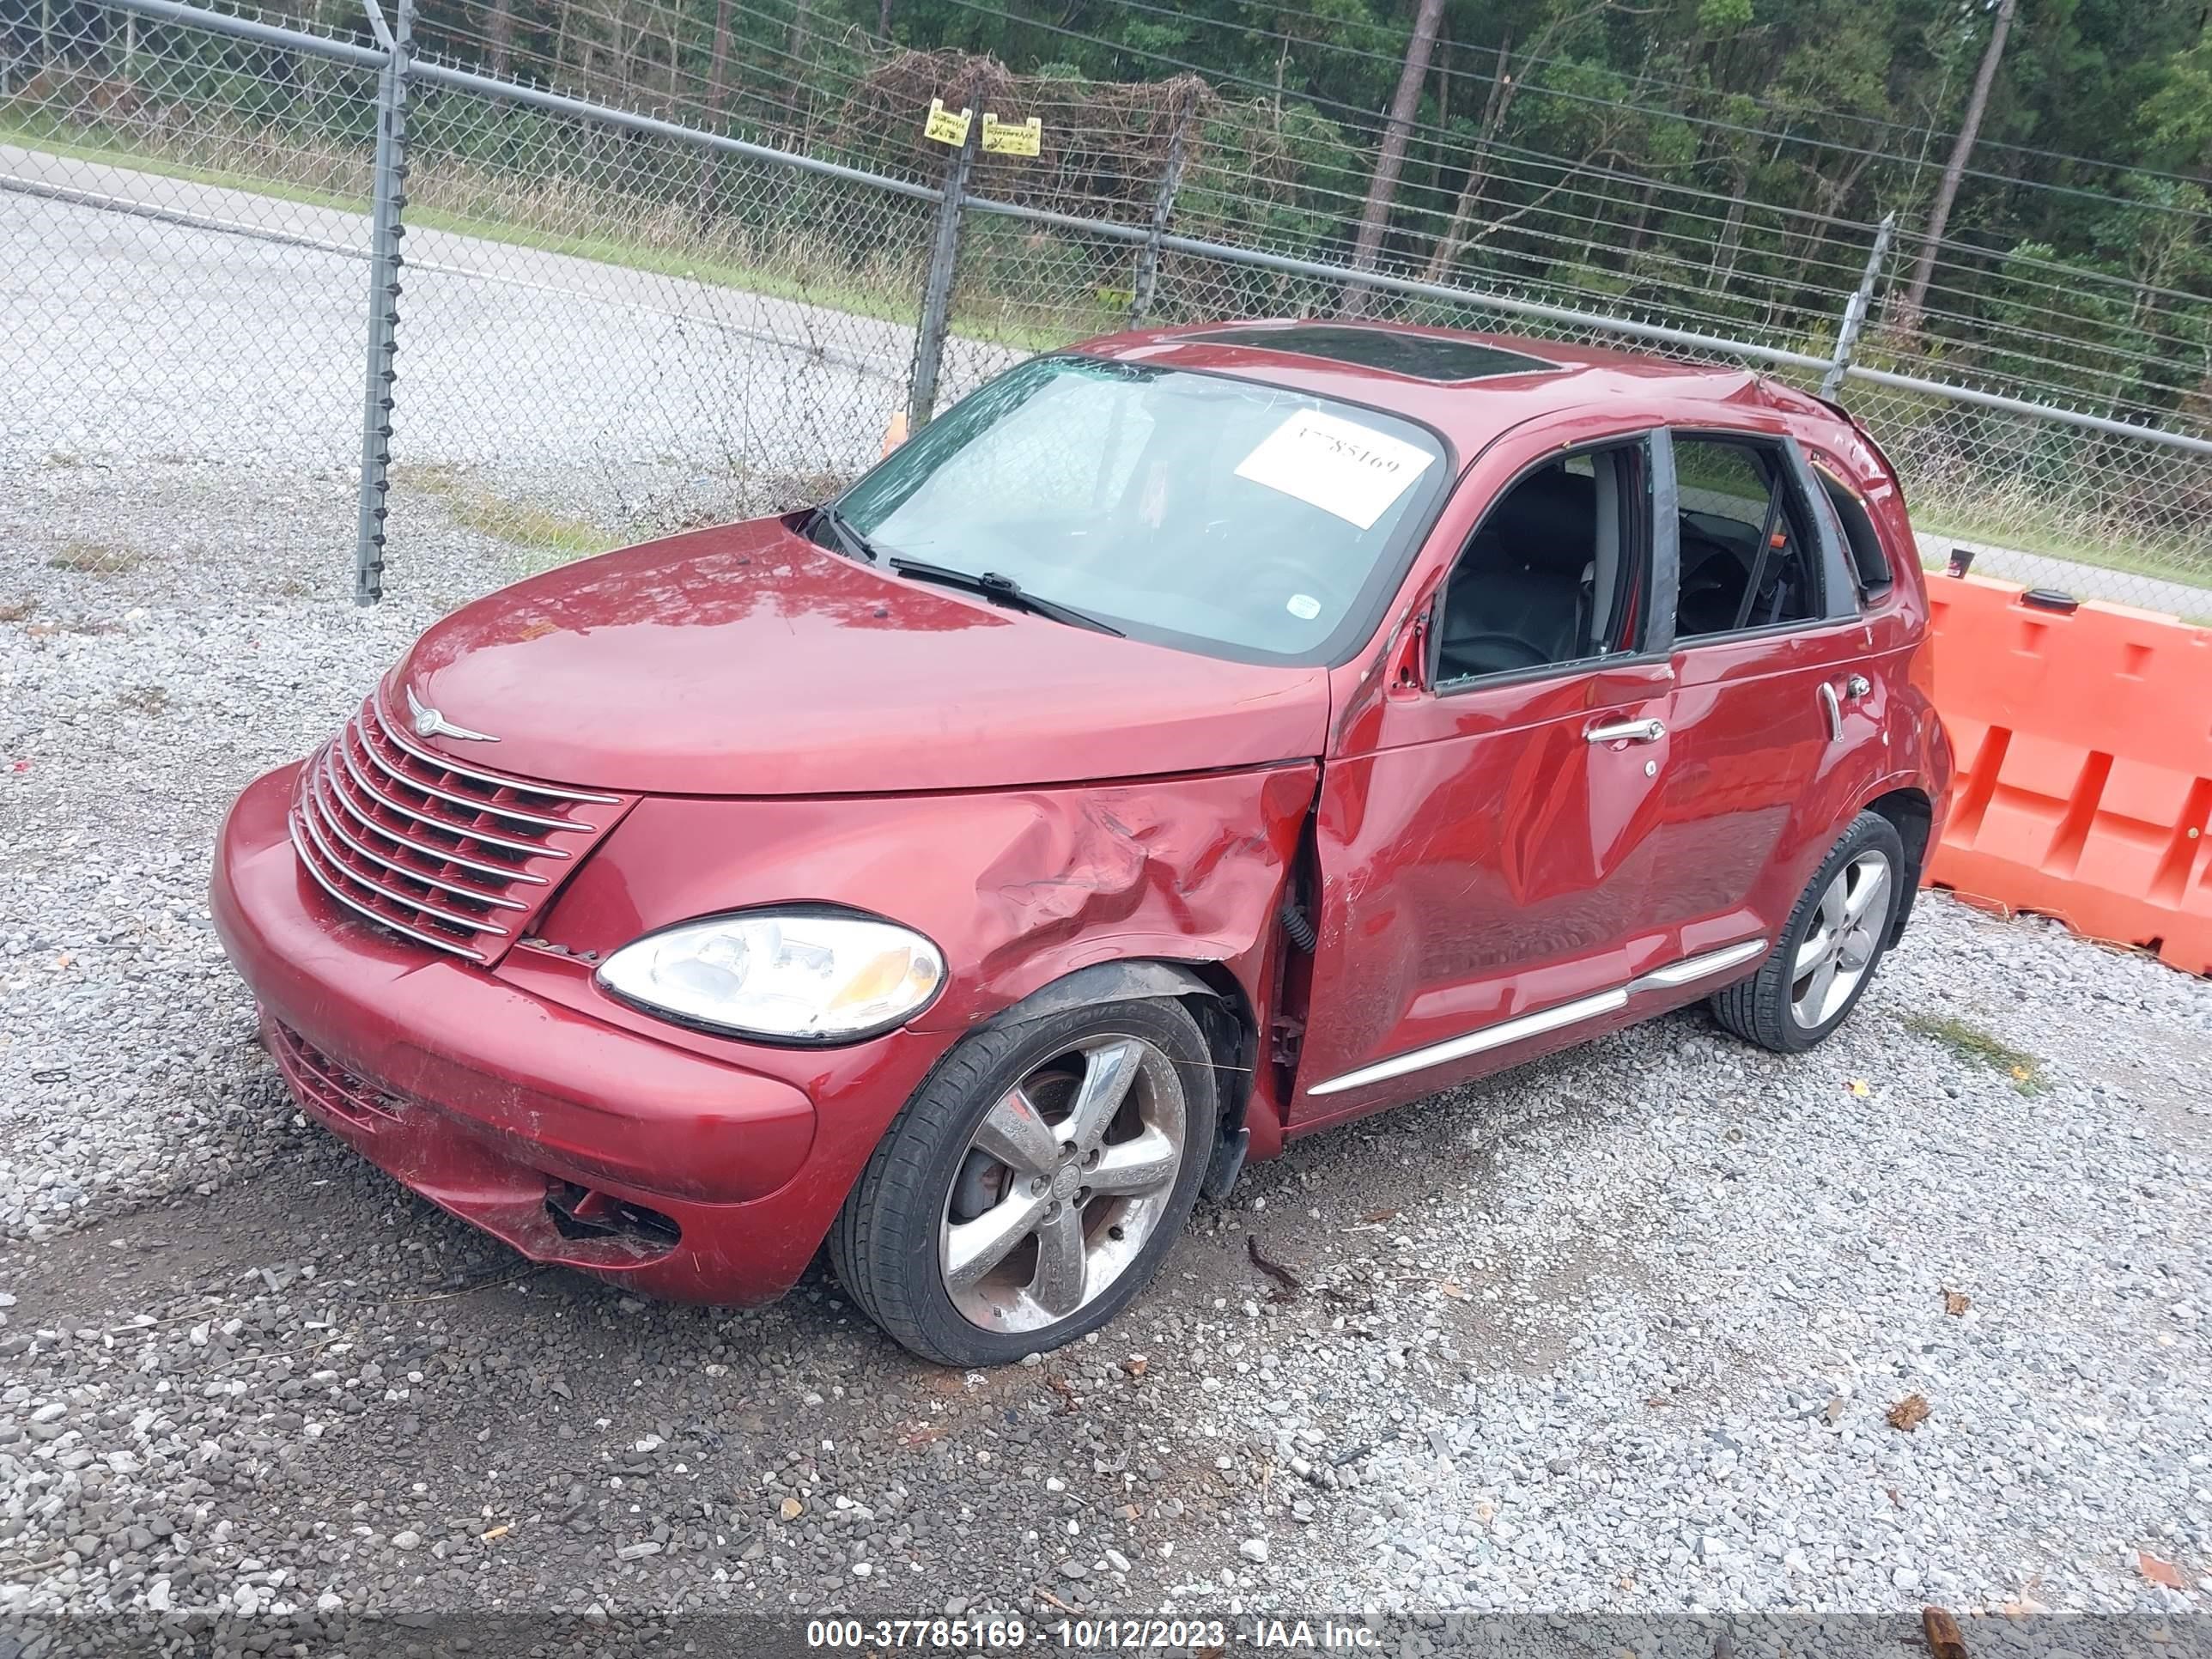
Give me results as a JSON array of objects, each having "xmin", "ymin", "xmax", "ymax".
[{"xmin": 1926, "ymin": 574, "xmax": 2212, "ymax": 975}]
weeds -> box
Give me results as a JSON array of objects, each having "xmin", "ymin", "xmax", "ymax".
[
  {"xmin": 400, "ymin": 465, "xmax": 615, "ymax": 562},
  {"xmin": 1905, "ymin": 1013, "xmax": 2047, "ymax": 1094},
  {"xmin": 47, "ymin": 540, "xmax": 142, "ymax": 574}
]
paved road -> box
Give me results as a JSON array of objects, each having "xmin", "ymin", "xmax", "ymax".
[
  {"xmin": 7, "ymin": 144, "xmax": 2207, "ymax": 617},
  {"xmin": 1, "ymin": 143, "xmax": 1017, "ymax": 503}
]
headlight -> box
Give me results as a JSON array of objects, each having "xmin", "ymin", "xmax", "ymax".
[{"xmin": 595, "ymin": 909, "xmax": 945, "ymax": 1043}]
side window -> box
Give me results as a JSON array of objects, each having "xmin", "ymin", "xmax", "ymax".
[
  {"xmin": 1435, "ymin": 442, "xmax": 1650, "ymax": 684},
  {"xmin": 1812, "ymin": 465, "xmax": 1894, "ymax": 599},
  {"xmin": 1670, "ymin": 436, "xmax": 1822, "ymax": 639}
]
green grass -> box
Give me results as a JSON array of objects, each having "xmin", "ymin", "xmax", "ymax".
[
  {"xmin": 1, "ymin": 115, "xmax": 1080, "ymax": 352},
  {"xmin": 1905, "ymin": 1013, "xmax": 2047, "ymax": 1094},
  {"xmin": 399, "ymin": 464, "xmax": 616, "ymax": 561}
]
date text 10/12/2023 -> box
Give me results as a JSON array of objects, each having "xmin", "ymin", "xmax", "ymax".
[{"xmin": 803, "ymin": 1616, "xmax": 1383, "ymax": 1650}]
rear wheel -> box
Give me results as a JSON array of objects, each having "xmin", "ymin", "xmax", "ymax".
[
  {"xmin": 830, "ymin": 997, "xmax": 1216, "ymax": 1367},
  {"xmin": 1711, "ymin": 811, "xmax": 1905, "ymax": 1054}
]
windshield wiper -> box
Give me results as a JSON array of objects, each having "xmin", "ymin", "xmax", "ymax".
[
  {"xmin": 804, "ymin": 502, "xmax": 879, "ymax": 563},
  {"xmin": 888, "ymin": 557, "xmax": 1124, "ymax": 636}
]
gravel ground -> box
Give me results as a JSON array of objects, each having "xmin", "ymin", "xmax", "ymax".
[
  {"xmin": 5, "ymin": 153, "xmax": 2212, "ymax": 1650},
  {"xmin": 3, "ymin": 460, "xmax": 2209, "ymax": 1654}
]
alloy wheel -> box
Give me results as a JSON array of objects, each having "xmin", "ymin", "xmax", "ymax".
[
  {"xmin": 1790, "ymin": 849, "xmax": 1892, "ymax": 1029},
  {"xmin": 939, "ymin": 1033, "xmax": 1188, "ymax": 1334}
]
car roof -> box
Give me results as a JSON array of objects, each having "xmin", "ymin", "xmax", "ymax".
[{"xmin": 1077, "ymin": 319, "xmax": 1840, "ymax": 459}]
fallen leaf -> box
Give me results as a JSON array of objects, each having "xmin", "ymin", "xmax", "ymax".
[
  {"xmin": 1847, "ymin": 1079, "xmax": 1872, "ymax": 1097},
  {"xmin": 2138, "ymin": 1551, "xmax": 2191, "ymax": 1591},
  {"xmin": 1437, "ymin": 1279, "xmax": 1469, "ymax": 1300},
  {"xmin": 1044, "ymin": 1373, "xmax": 1078, "ymax": 1413},
  {"xmin": 1360, "ymin": 1208, "xmax": 1399, "ymax": 1224},
  {"xmin": 1922, "ymin": 1606, "xmax": 1967, "ymax": 1659},
  {"xmin": 1120, "ymin": 1355, "xmax": 1148, "ymax": 1378},
  {"xmin": 1644, "ymin": 1395, "xmax": 1673, "ymax": 1408},
  {"xmin": 1943, "ymin": 1289, "xmax": 1971, "ymax": 1316},
  {"xmin": 778, "ymin": 1497, "xmax": 802, "ymax": 1521},
  {"xmin": 1886, "ymin": 1486, "xmax": 1903, "ymax": 1508},
  {"xmin": 1887, "ymin": 1393, "xmax": 1931, "ymax": 1432}
]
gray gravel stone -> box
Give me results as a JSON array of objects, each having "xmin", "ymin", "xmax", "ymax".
[{"xmin": 0, "ymin": 366, "xmax": 2208, "ymax": 1634}]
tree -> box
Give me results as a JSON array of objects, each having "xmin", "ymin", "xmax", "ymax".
[
  {"xmin": 1419, "ymin": 0, "xmax": 1627, "ymax": 286},
  {"xmin": 1340, "ymin": 0, "xmax": 1449, "ymax": 315},
  {"xmin": 483, "ymin": 0, "xmax": 514, "ymax": 78},
  {"xmin": 1895, "ymin": 0, "xmax": 2019, "ymax": 340}
]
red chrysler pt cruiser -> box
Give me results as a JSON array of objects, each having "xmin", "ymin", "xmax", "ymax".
[{"xmin": 214, "ymin": 322, "xmax": 1951, "ymax": 1365}]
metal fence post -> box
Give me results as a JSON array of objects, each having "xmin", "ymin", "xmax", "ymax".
[
  {"xmin": 908, "ymin": 117, "xmax": 980, "ymax": 433},
  {"xmin": 1130, "ymin": 88, "xmax": 1195, "ymax": 326},
  {"xmin": 1821, "ymin": 211, "xmax": 1895, "ymax": 401},
  {"xmin": 353, "ymin": 0, "xmax": 413, "ymax": 605}
]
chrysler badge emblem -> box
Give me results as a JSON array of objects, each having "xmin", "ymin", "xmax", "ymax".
[{"xmin": 405, "ymin": 685, "xmax": 500, "ymax": 744}]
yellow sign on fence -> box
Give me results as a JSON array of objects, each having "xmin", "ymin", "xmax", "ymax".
[
  {"xmin": 981, "ymin": 113, "xmax": 1042, "ymax": 157},
  {"xmin": 922, "ymin": 98, "xmax": 973, "ymax": 146}
]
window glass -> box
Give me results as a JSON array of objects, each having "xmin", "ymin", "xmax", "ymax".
[
  {"xmin": 1814, "ymin": 468, "xmax": 1894, "ymax": 596},
  {"xmin": 836, "ymin": 356, "xmax": 1448, "ymax": 664},
  {"xmin": 1436, "ymin": 444, "xmax": 1648, "ymax": 684},
  {"xmin": 1671, "ymin": 436, "xmax": 1821, "ymax": 638},
  {"xmin": 1183, "ymin": 325, "xmax": 1555, "ymax": 383}
]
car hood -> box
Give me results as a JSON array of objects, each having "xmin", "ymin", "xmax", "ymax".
[{"xmin": 395, "ymin": 516, "xmax": 1330, "ymax": 795}]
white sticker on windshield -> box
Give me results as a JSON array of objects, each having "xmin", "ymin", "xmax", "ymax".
[
  {"xmin": 1285, "ymin": 592, "xmax": 1322, "ymax": 620},
  {"xmin": 1234, "ymin": 408, "xmax": 1436, "ymax": 530}
]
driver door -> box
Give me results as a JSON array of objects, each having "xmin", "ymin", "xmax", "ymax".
[{"xmin": 1290, "ymin": 419, "xmax": 1680, "ymax": 1129}]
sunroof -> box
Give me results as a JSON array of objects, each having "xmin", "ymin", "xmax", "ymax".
[{"xmin": 1185, "ymin": 324, "xmax": 1557, "ymax": 383}]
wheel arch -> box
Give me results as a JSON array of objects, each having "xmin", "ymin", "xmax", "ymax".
[
  {"xmin": 1860, "ymin": 784, "xmax": 1934, "ymax": 945},
  {"xmin": 989, "ymin": 957, "xmax": 1259, "ymax": 1175}
]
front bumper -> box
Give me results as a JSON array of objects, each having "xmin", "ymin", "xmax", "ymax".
[{"xmin": 211, "ymin": 763, "xmax": 941, "ymax": 1303}]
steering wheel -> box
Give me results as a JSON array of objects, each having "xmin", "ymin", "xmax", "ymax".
[{"xmin": 1446, "ymin": 632, "xmax": 1552, "ymax": 676}]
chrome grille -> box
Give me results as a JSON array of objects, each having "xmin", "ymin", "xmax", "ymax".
[{"xmin": 289, "ymin": 686, "xmax": 630, "ymax": 962}]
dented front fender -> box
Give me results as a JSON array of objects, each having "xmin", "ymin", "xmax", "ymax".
[{"xmin": 533, "ymin": 765, "xmax": 1321, "ymax": 1043}]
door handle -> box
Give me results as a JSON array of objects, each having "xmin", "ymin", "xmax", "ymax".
[
  {"xmin": 1585, "ymin": 717, "xmax": 1666, "ymax": 745},
  {"xmin": 1816, "ymin": 681, "xmax": 1844, "ymax": 742}
]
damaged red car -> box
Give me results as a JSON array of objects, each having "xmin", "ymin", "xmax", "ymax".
[{"xmin": 213, "ymin": 321, "xmax": 1951, "ymax": 1366}]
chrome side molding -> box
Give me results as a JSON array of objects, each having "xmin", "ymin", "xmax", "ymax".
[
  {"xmin": 1304, "ymin": 936, "xmax": 1770, "ymax": 1098},
  {"xmin": 1626, "ymin": 936, "xmax": 1769, "ymax": 990}
]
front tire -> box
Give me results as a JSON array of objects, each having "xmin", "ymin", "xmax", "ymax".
[
  {"xmin": 1711, "ymin": 811, "xmax": 1905, "ymax": 1054},
  {"xmin": 830, "ymin": 997, "xmax": 1217, "ymax": 1367}
]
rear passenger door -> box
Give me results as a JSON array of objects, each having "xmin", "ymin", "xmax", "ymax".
[{"xmin": 1644, "ymin": 427, "xmax": 1878, "ymax": 958}]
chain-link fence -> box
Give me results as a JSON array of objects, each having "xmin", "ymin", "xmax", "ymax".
[{"xmin": 4, "ymin": 0, "xmax": 2209, "ymax": 621}]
